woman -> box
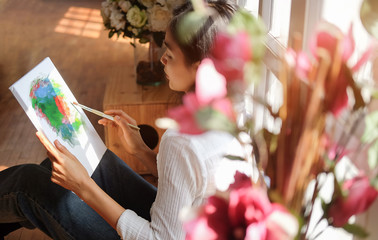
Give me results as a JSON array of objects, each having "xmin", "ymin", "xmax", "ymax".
[{"xmin": 0, "ymin": 1, "xmax": 238, "ymax": 239}]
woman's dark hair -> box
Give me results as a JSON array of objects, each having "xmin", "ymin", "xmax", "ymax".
[{"xmin": 168, "ymin": 0, "xmax": 237, "ymax": 65}]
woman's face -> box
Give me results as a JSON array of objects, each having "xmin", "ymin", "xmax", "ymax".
[{"xmin": 160, "ymin": 29, "xmax": 199, "ymax": 92}]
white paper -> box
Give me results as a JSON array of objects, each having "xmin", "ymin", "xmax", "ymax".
[{"xmin": 9, "ymin": 57, "xmax": 106, "ymax": 175}]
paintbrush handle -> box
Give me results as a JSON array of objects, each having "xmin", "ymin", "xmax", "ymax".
[{"xmin": 73, "ymin": 102, "xmax": 140, "ymax": 130}]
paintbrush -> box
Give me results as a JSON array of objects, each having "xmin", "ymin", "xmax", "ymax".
[{"xmin": 72, "ymin": 102, "xmax": 140, "ymax": 130}]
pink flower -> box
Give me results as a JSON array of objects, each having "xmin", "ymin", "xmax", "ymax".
[
  {"xmin": 196, "ymin": 58, "xmax": 227, "ymax": 104},
  {"xmin": 168, "ymin": 59, "xmax": 235, "ymax": 134},
  {"xmin": 228, "ymin": 187, "xmax": 271, "ymax": 228},
  {"xmin": 245, "ymin": 204, "xmax": 298, "ymax": 240},
  {"xmin": 285, "ymin": 48, "xmax": 312, "ymax": 80},
  {"xmin": 310, "ymin": 23, "xmax": 355, "ymax": 64},
  {"xmin": 328, "ymin": 175, "xmax": 378, "ymax": 227},
  {"xmin": 229, "ymin": 171, "xmax": 253, "ymax": 190},
  {"xmin": 327, "ymin": 64, "xmax": 351, "ymax": 117},
  {"xmin": 184, "ymin": 172, "xmax": 298, "ymax": 240},
  {"xmin": 167, "ymin": 93, "xmax": 204, "ymax": 134},
  {"xmin": 265, "ymin": 205, "xmax": 299, "ymax": 240},
  {"xmin": 184, "ymin": 196, "xmax": 230, "ymax": 240},
  {"xmin": 196, "ymin": 59, "xmax": 235, "ymax": 122},
  {"xmin": 309, "ymin": 22, "xmax": 373, "ymax": 117},
  {"xmin": 211, "ymin": 31, "xmax": 252, "ymax": 82},
  {"xmin": 229, "ymin": 187, "xmax": 297, "ymax": 240}
]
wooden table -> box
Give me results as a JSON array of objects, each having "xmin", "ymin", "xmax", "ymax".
[{"xmin": 103, "ymin": 68, "xmax": 177, "ymax": 184}]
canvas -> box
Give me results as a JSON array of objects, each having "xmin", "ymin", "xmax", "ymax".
[{"xmin": 9, "ymin": 57, "xmax": 106, "ymax": 176}]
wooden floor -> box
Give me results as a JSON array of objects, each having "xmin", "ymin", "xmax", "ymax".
[{"xmin": 0, "ymin": 0, "xmax": 135, "ymax": 238}]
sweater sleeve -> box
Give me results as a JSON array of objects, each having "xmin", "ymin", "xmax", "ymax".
[{"xmin": 116, "ymin": 132, "xmax": 205, "ymax": 240}]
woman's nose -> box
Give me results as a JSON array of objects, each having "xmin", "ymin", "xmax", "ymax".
[{"xmin": 160, "ymin": 52, "xmax": 167, "ymax": 66}]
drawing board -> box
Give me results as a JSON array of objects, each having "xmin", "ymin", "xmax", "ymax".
[{"xmin": 9, "ymin": 57, "xmax": 106, "ymax": 175}]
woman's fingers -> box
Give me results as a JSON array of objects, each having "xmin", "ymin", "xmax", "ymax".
[
  {"xmin": 114, "ymin": 116, "xmax": 131, "ymax": 132},
  {"xmin": 46, "ymin": 151, "xmax": 56, "ymax": 161},
  {"xmin": 98, "ymin": 118, "xmax": 114, "ymax": 125},
  {"xmin": 98, "ymin": 118, "xmax": 108, "ymax": 125},
  {"xmin": 104, "ymin": 109, "xmax": 125, "ymax": 116},
  {"xmin": 36, "ymin": 132, "xmax": 76, "ymax": 165},
  {"xmin": 104, "ymin": 109, "xmax": 136, "ymax": 125},
  {"xmin": 54, "ymin": 140, "xmax": 76, "ymax": 159},
  {"xmin": 98, "ymin": 119, "xmax": 118, "ymax": 129},
  {"xmin": 36, "ymin": 132, "xmax": 60, "ymax": 158}
]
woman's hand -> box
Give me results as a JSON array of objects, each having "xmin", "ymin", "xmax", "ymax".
[
  {"xmin": 99, "ymin": 110, "xmax": 158, "ymax": 176},
  {"xmin": 36, "ymin": 131, "xmax": 90, "ymax": 196},
  {"xmin": 37, "ymin": 132, "xmax": 126, "ymax": 230},
  {"xmin": 98, "ymin": 110, "xmax": 148, "ymax": 156}
]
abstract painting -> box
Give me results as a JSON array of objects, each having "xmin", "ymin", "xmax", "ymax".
[
  {"xmin": 9, "ymin": 57, "xmax": 106, "ymax": 175},
  {"xmin": 30, "ymin": 76, "xmax": 83, "ymax": 147}
]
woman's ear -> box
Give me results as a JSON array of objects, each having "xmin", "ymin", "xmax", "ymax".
[
  {"xmin": 192, "ymin": 61, "xmax": 201, "ymax": 71},
  {"xmin": 190, "ymin": 61, "xmax": 201, "ymax": 83}
]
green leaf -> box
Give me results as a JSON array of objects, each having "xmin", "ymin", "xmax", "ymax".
[
  {"xmin": 332, "ymin": 174, "xmax": 344, "ymax": 200},
  {"xmin": 224, "ymin": 154, "xmax": 245, "ymax": 161},
  {"xmin": 370, "ymin": 89, "xmax": 378, "ymax": 99},
  {"xmin": 266, "ymin": 132, "xmax": 278, "ymax": 154},
  {"xmin": 320, "ymin": 198, "xmax": 328, "ymax": 214},
  {"xmin": 342, "ymin": 223, "xmax": 369, "ymax": 238},
  {"xmin": 244, "ymin": 62, "xmax": 262, "ymax": 85},
  {"xmin": 371, "ymin": 176, "xmax": 378, "ymax": 190},
  {"xmin": 191, "ymin": 0, "xmax": 207, "ymax": 13},
  {"xmin": 177, "ymin": 11, "xmax": 208, "ymax": 44},
  {"xmin": 108, "ymin": 30, "xmax": 115, "ymax": 39},
  {"xmin": 362, "ymin": 111, "xmax": 378, "ymax": 143},
  {"xmin": 268, "ymin": 189, "xmax": 285, "ymax": 205},
  {"xmin": 139, "ymin": 37, "xmax": 149, "ymax": 44},
  {"xmin": 195, "ymin": 106, "xmax": 236, "ymax": 134},
  {"xmin": 368, "ymin": 140, "xmax": 378, "ymax": 169}
]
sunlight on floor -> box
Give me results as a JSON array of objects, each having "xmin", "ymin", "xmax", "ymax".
[
  {"xmin": 54, "ymin": 7, "xmax": 103, "ymax": 39},
  {"xmin": 0, "ymin": 165, "xmax": 8, "ymax": 171}
]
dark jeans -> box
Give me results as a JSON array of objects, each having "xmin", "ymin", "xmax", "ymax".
[{"xmin": 0, "ymin": 150, "xmax": 157, "ymax": 240}]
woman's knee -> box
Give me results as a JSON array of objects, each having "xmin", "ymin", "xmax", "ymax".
[{"xmin": 15, "ymin": 164, "xmax": 51, "ymax": 185}]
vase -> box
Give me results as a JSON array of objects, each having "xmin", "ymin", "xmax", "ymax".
[{"xmin": 133, "ymin": 36, "xmax": 165, "ymax": 86}]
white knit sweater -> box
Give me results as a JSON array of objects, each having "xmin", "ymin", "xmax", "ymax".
[{"xmin": 116, "ymin": 129, "xmax": 249, "ymax": 239}]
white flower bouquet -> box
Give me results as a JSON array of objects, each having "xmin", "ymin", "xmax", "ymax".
[{"xmin": 101, "ymin": 0, "xmax": 185, "ymax": 46}]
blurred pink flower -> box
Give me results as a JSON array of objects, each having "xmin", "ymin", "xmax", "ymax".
[
  {"xmin": 229, "ymin": 171, "xmax": 253, "ymax": 190},
  {"xmin": 264, "ymin": 205, "xmax": 299, "ymax": 240},
  {"xmin": 328, "ymin": 175, "xmax": 378, "ymax": 227},
  {"xmin": 285, "ymin": 48, "xmax": 312, "ymax": 80},
  {"xmin": 230, "ymin": 187, "xmax": 297, "ymax": 240},
  {"xmin": 309, "ymin": 23, "xmax": 354, "ymax": 63},
  {"xmin": 309, "ymin": 22, "xmax": 373, "ymax": 117},
  {"xmin": 196, "ymin": 59, "xmax": 235, "ymax": 121},
  {"xmin": 168, "ymin": 93, "xmax": 204, "ymax": 134},
  {"xmin": 229, "ymin": 187, "xmax": 271, "ymax": 228},
  {"xmin": 184, "ymin": 196, "xmax": 230, "ymax": 240},
  {"xmin": 327, "ymin": 64, "xmax": 351, "ymax": 116},
  {"xmin": 168, "ymin": 59, "xmax": 235, "ymax": 134},
  {"xmin": 196, "ymin": 58, "xmax": 227, "ymax": 104},
  {"xmin": 184, "ymin": 172, "xmax": 298, "ymax": 240},
  {"xmin": 211, "ymin": 31, "xmax": 252, "ymax": 82}
]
